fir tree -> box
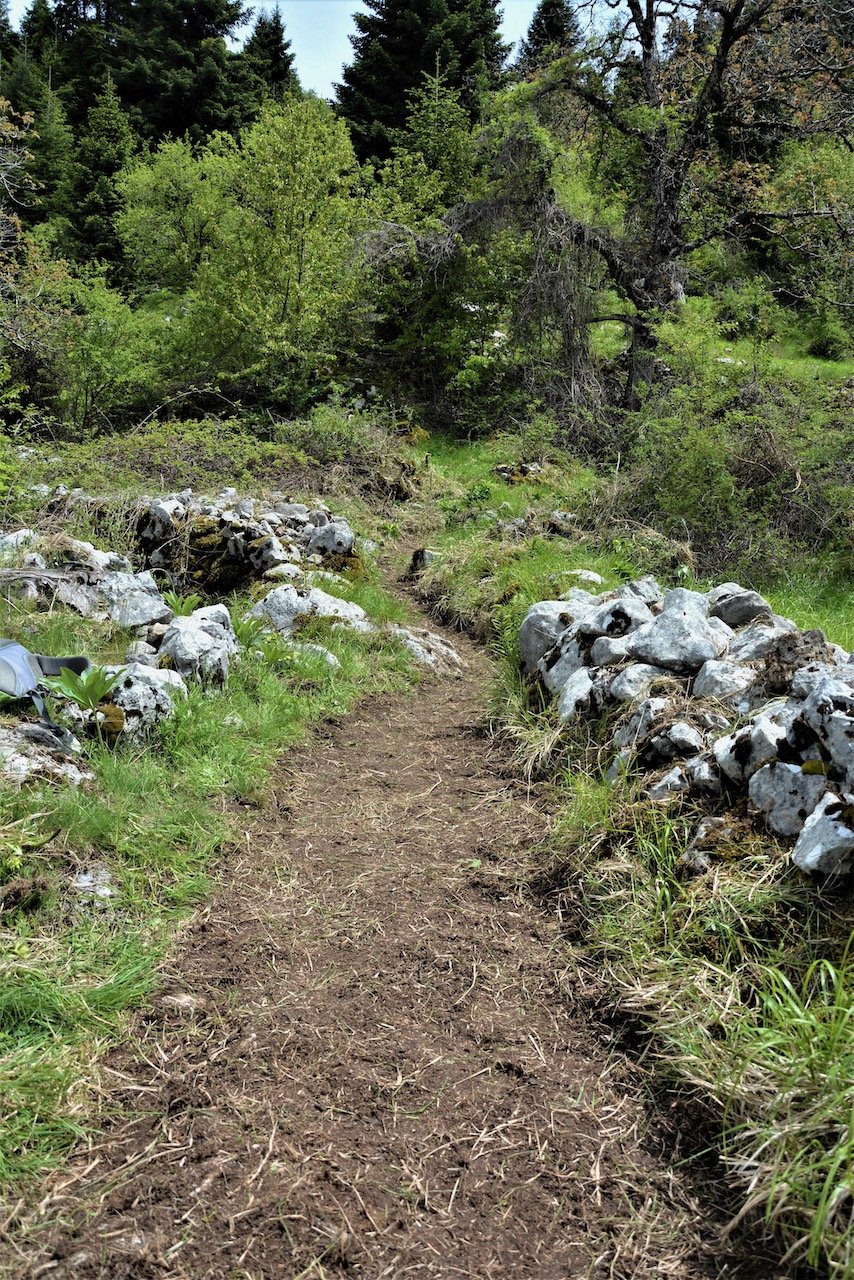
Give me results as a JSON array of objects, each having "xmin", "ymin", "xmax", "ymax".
[
  {"xmin": 515, "ymin": 0, "xmax": 580, "ymax": 75},
  {"xmin": 0, "ymin": 1, "xmax": 17, "ymax": 75},
  {"xmin": 71, "ymin": 75, "xmax": 134, "ymax": 265},
  {"xmin": 111, "ymin": 0, "xmax": 249, "ymax": 141},
  {"xmin": 242, "ymin": 7, "xmax": 297, "ymax": 97},
  {"xmin": 336, "ymin": 0, "xmax": 506, "ymax": 162},
  {"xmin": 25, "ymin": 83, "xmax": 78, "ymax": 232}
]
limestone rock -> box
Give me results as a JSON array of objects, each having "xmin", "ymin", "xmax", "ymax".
[
  {"xmin": 710, "ymin": 589, "xmax": 773, "ymax": 629},
  {"xmin": 792, "ymin": 794, "xmax": 854, "ymax": 876},
  {"xmin": 99, "ymin": 570, "xmax": 173, "ymax": 628},
  {"xmin": 249, "ymin": 585, "xmax": 373, "ymax": 636},
  {"xmin": 576, "ymin": 596, "xmax": 655, "ymax": 641},
  {"xmin": 693, "ymin": 660, "xmax": 756, "ymax": 704},
  {"xmin": 539, "ymin": 633, "xmax": 585, "ymax": 696},
  {"xmin": 557, "ymin": 667, "xmax": 593, "ymax": 723},
  {"xmin": 112, "ymin": 663, "xmax": 187, "ymax": 738},
  {"xmin": 564, "ymin": 568, "xmax": 604, "ymax": 586},
  {"xmin": 306, "ymin": 520, "xmax": 356, "ymax": 558},
  {"xmin": 391, "ymin": 626, "xmax": 466, "ymax": 676},
  {"xmin": 590, "ymin": 636, "xmax": 629, "ymax": 667},
  {"xmin": 748, "ymin": 762, "xmax": 827, "ymax": 837},
  {"xmin": 647, "ymin": 766, "xmax": 689, "ymax": 802},
  {"xmin": 609, "ymin": 663, "xmax": 675, "ymax": 703},
  {"xmin": 613, "ymin": 697, "xmax": 672, "ymax": 750},
  {"xmin": 0, "ymin": 725, "xmax": 91, "ymax": 787},
  {"xmin": 159, "ymin": 609, "xmax": 237, "ymax": 684},
  {"xmin": 519, "ymin": 601, "xmax": 582, "ymax": 676},
  {"xmin": 289, "ymin": 642, "xmax": 341, "ymax": 669},
  {"xmin": 728, "ymin": 615, "xmax": 797, "ymax": 663},
  {"xmin": 627, "ymin": 605, "xmax": 729, "ymax": 672}
]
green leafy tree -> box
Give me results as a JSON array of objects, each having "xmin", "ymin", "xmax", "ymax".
[
  {"xmin": 336, "ymin": 0, "xmax": 507, "ymax": 162},
  {"xmin": 157, "ymin": 97, "xmax": 365, "ymax": 406},
  {"xmin": 515, "ymin": 0, "xmax": 580, "ymax": 76},
  {"xmin": 522, "ymin": 0, "xmax": 853, "ymax": 401}
]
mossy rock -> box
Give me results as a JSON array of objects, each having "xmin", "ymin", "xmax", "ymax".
[{"xmin": 184, "ymin": 516, "xmax": 249, "ymax": 592}]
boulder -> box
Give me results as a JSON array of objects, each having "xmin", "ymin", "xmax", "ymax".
[
  {"xmin": 391, "ymin": 626, "xmax": 466, "ymax": 677},
  {"xmin": 748, "ymin": 762, "xmax": 827, "ymax": 837},
  {"xmin": 0, "ymin": 725, "xmax": 91, "ymax": 787},
  {"xmin": 99, "ymin": 570, "xmax": 173, "ymax": 628},
  {"xmin": 799, "ymin": 675, "xmax": 854, "ymax": 791},
  {"xmin": 710, "ymin": 589, "xmax": 773, "ymax": 629},
  {"xmin": 0, "ymin": 529, "xmax": 37, "ymax": 553},
  {"xmin": 519, "ymin": 601, "xmax": 581, "ymax": 676},
  {"xmin": 728, "ymin": 615, "xmax": 797, "ymax": 663},
  {"xmin": 693, "ymin": 660, "xmax": 756, "ymax": 704},
  {"xmin": 159, "ymin": 608, "xmax": 237, "ymax": 683},
  {"xmin": 590, "ymin": 635, "xmax": 629, "ymax": 667},
  {"xmin": 626, "ymin": 604, "xmax": 729, "ymax": 672},
  {"xmin": 662, "ymin": 587, "xmax": 709, "ymax": 615},
  {"xmin": 306, "ymin": 520, "xmax": 356, "ymax": 558},
  {"xmin": 539, "ymin": 632, "xmax": 585, "ymax": 696},
  {"xmin": 125, "ymin": 641, "xmax": 159, "ymax": 667},
  {"xmin": 712, "ymin": 706, "xmax": 795, "ymax": 783},
  {"xmin": 609, "ymin": 663, "xmax": 673, "ymax": 704},
  {"xmin": 684, "ymin": 754, "xmax": 722, "ymax": 795},
  {"xmin": 289, "ymin": 642, "xmax": 341, "ymax": 670},
  {"xmin": 576, "ymin": 596, "xmax": 655, "ymax": 640},
  {"xmin": 112, "ymin": 663, "xmax": 188, "ymax": 738},
  {"xmin": 248, "ymin": 585, "xmax": 373, "ymax": 636},
  {"xmin": 557, "ymin": 667, "xmax": 594, "ymax": 723},
  {"xmin": 791, "ymin": 794, "xmax": 854, "ymax": 876},
  {"xmin": 620, "ymin": 575, "xmax": 664, "ymax": 605}
]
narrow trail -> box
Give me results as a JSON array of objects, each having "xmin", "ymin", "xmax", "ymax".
[{"xmin": 12, "ymin": 616, "xmax": 753, "ymax": 1279}]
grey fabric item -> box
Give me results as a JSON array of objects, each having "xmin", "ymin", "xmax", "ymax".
[
  {"xmin": 0, "ymin": 641, "xmax": 42, "ymax": 698},
  {"xmin": 0, "ymin": 639, "xmax": 90, "ymax": 752}
]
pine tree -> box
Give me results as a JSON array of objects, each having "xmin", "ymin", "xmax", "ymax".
[
  {"xmin": 0, "ymin": 0, "xmax": 17, "ymax": 75},
  {"xmin": 515, "ymin": 0, "xmax": 580, "ymax": 76},
  {"xmin": 71, "ymin": 75, "xmax": 134, "ymax": 265},
  {"xmin": 242, "ymin": 7, "xmax": 297, "ymax": 97},
  {"xmin": 111, "ymin": 0, "xmax": 249, "ymax": 141},
  {"xmin": 26, "ymin": 84, "xmax": 78, "ymax": 231},
  {"xmin": 2, "ymin": 46, "xmax": 47, "ymax": 115},
  {"xmin": 19, "ymin": 0, "xmax": 56, "ymax": 62},
  {"xmin": 336, "ymin": 0, "xmax": 507, "ymax": 162}
]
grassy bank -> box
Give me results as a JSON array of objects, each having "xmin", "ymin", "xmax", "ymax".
[
  {"xmin": 419, "ymin": 431, "xmax": 854, "ymax": 1276},
  {"xmin": 0, "ymin": 433, "xmax": 418, "ymax": 1190}
]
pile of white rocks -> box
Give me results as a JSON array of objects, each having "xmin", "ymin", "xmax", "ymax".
[
  {"xmin": 520, "ymin": 576, "xmax": 854, "ymax": 878},
  {"xmin": 0, "ymin": 489, "xmax": 467, "ymax": 780},
  {"xmin": 135, "ymin": 487, "xmax": 358, "ymax": 591}
]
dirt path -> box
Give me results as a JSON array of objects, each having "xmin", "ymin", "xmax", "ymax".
[{"xmin": 9, "ymin": 622, "xmax": 753, "ymax": 1280}]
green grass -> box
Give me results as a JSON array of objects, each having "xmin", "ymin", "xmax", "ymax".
[
  {"xmin": 0, "ymin": 576, "xmax": 417, "ymax": 1190},
  {"xmin": 423, "ymin": 423, "xmax": 854, "ymax": 1274}
]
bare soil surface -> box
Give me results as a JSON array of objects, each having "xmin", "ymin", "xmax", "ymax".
[{"xmin": 7, "ymin": 621, "xmax": 762, "ymax": 1280}]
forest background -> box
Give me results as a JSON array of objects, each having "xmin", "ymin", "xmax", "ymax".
[{"xmin": 0, "ymin": 0, "xmax": 851, "ymax": 582}]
